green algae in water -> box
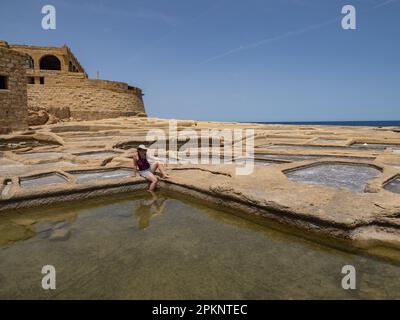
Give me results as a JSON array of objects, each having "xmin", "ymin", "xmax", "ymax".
[{"xmin": 0, "ymin": 191, "xmax": 400, "ymax": 299}]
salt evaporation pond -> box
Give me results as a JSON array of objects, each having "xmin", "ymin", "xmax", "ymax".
[
  {"xmin": 70, "ymin": 169, "xmax": 134, "ymax": 184},
  {"xmin": 256, "ymin": 154, "xmax": 374, "ymax": 162},
  {"xmin": 20, "ymin": 173, "xmax": 68, "ymax": 188},
  {"xmin": 115, "ymin": 140, "xmax": 189, "ymax": 151},
  {"xmin": 0, "ymin": 140, "xmax": 53, "ymax": 151},
  {"xmin": 74, "ymin": 151, "xmax": 121, "ymax": 158},
  {"xmin": 285, "ymin": 164, "xmax": 381, "ymax": 192},
  {"xmin": 263, "ymin": 144, "xmax": 400, "ymax": 152},
  {"xmin": 262, "ymin": 145, "xmax": 348, "ymax": 151},
  {"xmin": 384, "ymin": 177, "xmax": 400, "ymax": 194},
  {"xmin": 351, "ymin": 143, "xmax": 400, "ymax": 150},
  {"xmin": 0, "ymin": 191, "xmax": 399, "ymax": 299},
  {"xmin": 234, "ymin": 158, "xmax": 282, "ymax": 166}
]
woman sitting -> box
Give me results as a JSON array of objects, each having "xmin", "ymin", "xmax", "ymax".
[{"xmin": 132, "ymin": 145, "xmax": 170, "ymax": 191}]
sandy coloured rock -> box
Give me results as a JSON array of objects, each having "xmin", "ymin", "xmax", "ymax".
[{"xmin": 0, "ymin": 116, "xmax": 399, "ymax": 260}]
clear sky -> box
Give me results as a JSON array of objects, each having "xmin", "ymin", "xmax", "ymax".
[{"xmin": 1, "ymin": 0, "xmax": 399, "ymax": 122}]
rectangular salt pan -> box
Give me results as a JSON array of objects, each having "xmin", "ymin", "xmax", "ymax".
[
  {"xmin": 256, "ymin": 154, "xmax": 375, "ymax": 162},
  {"xmin": 285, "ymin": 164, "xmax": 381, "ymax": 193},
  {"xmin": 263, "ymin": 144, "xmax": 400, "ymax": 151},
  {"xmin": 352, "ymin": 143, "xmax": 400, "ymax": 150},
  {"xmin": 233, "ymin": 157, "xmax": 282, "ymax": 166},
  {"xmin": 384, "ymin": 178, "xmax": 400, "ymax": 194},
  {"xmin": 75, "ymin": 151, "xmax": 120, "ymax": 157},
  {"xmin": 311, "ymin": 139, "xmax": 347, "ymax": 144},
  {"xmin": 71, "ymin": 169, "xmax": 134, "ymax": 184},
  {"xmin": 20, "ymin": 173, "xmax": 68, "ymax": 188},
  {"xmin": 262, "ymin": 145, "xmax": 350, "ymax": 150},
  {"xmin": 0, "ymin": 140, "xmax": 51, "ymax": 151}
]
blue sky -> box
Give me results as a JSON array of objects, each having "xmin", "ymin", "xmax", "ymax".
[{"xmin": 1, "ymin": 0, "xmax": 399, "ymax": 121}]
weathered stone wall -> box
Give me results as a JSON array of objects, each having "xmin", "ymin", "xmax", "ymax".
[
  {"xmin": 0, "ymin": 43, "xmax": 28, "ymax": 133},
  {"xmin": 0, "ymin": 42, "xmax": 147, "ymax": 125},
  {"xmin": 27, "ymin": 72, "xmax": 146, "ymax": 120}
]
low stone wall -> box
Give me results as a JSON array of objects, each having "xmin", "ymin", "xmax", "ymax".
[
  {"xmin": 27, "ymin": 72, "xmax": 146, "ymax": 120},
  {"xmin": 0, "ymin": 45, "xmax": 28, "ymax": 132}
]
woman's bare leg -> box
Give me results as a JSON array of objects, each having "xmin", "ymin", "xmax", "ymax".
[
  {"xmin": 154, "ymin": 161, "xmax": 170, "ymax": 178},
  {"xmin": 146, "ymin": 173, "xmax": 158, "ymax": 191}
]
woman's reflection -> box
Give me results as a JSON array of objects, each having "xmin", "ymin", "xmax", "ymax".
[{"xmin": 135, "ymin": 191, "xmax": 167, "ymax": 230}]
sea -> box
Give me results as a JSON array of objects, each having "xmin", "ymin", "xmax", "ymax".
[{"xmin": 252, "ymin": 121, "xmax": 400, "ymax": 127}]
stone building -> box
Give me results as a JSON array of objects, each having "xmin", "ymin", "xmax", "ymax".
[
  {"xmin": 0, "ymin": 41, "xmax": 29, "ymax": 133},
  {"xmin": 0, "ymin": 40, "xmax": 146, "ymax": 132}
]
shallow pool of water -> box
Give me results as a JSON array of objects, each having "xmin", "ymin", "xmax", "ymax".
[
  {"xmin": 264, "ymin": 143, "xmax": 400, "ymax": 152},
  {"xmin": 114, "ymin": 140, "xmax": 189, "ymax": 151},
  {"xmin": 257, "ymin": 154, "xmax": 319, "ymax": 161},
  {"xmin": 70, "ymin": 169, "xmax": 134, "ymax": 184},
  {"xmin": 311, "ymin": 139, "xmax": 347, "ymax": 144},
  {"xmin": 234, "ymin": 158, "xmax": 282, "ymax": 166},
  {"xmin": 385, "ymin": 177, "xmax": 400, "ymax": 194},
  {"xmin": 261, "ymin": 144, "xmax": 348, "ymax": 151},
  {"xmin": 256, "ymin": 154, "xmax": 375, "ymax": 162},
  {"xmin": 20, "ymin": 173, "xmax": 68, "ymax": 188},
  {"xmin": 351, "ymin": 143, "xmax": 400, "ymax": 150},
  {"xmin": 74, "ymin": 151, "xmax": 121, "ymax": 158},
  {"xmin": 285, "ymin": 164, "xmax": 381, "ymax": 192},
  {"xmin": 0, "ymin": 140, "xmax": 52, "ymax": 151},
  {"xmin": 0, "ymin": 192, "xmax": 399, "ymax": 299}
]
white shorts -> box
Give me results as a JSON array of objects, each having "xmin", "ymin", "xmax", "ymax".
[{"xmin": 139, "ymin": 163, "xmax": 157, "ymax": 178}]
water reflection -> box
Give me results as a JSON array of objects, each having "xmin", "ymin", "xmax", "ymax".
[
  {"xmin": 135, "ymin": 192, "xmax": 167, "ymax": 230},
  {"xmin": 0, "ymin": 206, "xmax": 80, "ymax": 247},
  {"xmin": 1, "ymin": 191, "xmax": 400, "ymax": 299}
]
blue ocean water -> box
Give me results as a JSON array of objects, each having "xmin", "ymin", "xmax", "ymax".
[{"xmin": 252, "ymin": 121, "xmax": 400, "ymax": 127}]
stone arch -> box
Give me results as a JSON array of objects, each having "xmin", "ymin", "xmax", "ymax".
[{"xmin": 40, "ymin": 55, "xmax": 61, "ymax": 70}]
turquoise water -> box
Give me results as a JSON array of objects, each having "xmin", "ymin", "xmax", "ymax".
[{"xmin": 0, "ymin": 191, "xmax": 399, "ymax": 299}]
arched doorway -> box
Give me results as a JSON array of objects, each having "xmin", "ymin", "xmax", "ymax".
[{"xmin": 40, "ymin": 55, "xmax": 61, "ymax": 70}]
